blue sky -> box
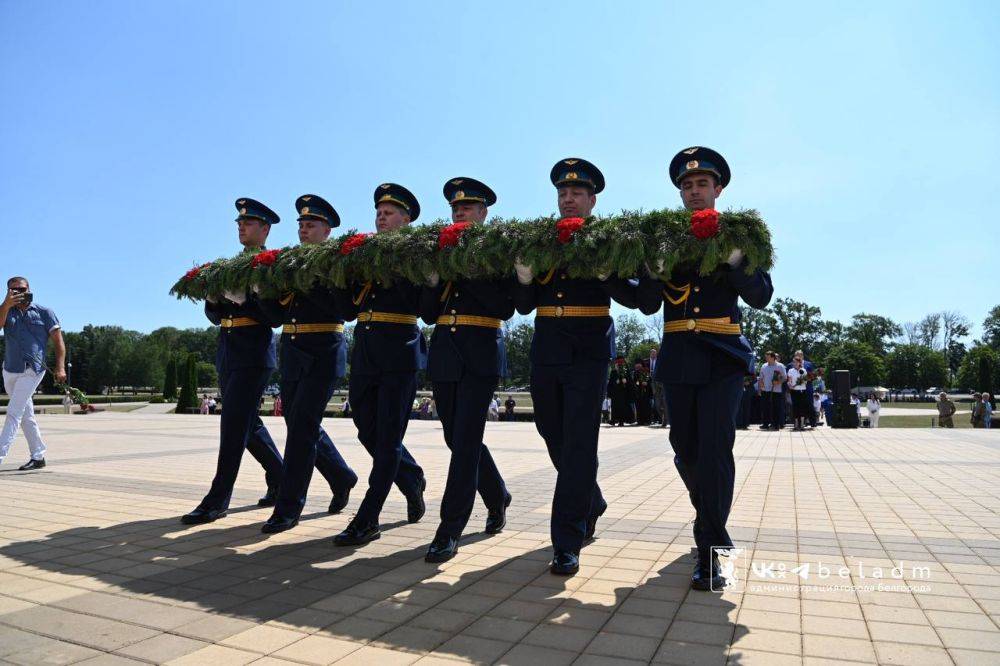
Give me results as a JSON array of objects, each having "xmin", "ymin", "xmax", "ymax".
[{"xmin": 2, "ymin": 1, "xmax": 998, "ymax": 337}]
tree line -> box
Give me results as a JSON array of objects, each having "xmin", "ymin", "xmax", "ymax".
[{"xmin": 3, "ymin": 303, "xmax": 998, "ymax": 396}]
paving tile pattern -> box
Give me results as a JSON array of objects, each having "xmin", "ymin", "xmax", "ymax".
[{"xmin": 0, "ymin": 413, "xmax": 998, "ymax": 664}]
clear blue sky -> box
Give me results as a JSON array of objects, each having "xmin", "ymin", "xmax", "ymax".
[{"xmin": 2, "ymin": 1, "xmax": 998, "ymax": 337}]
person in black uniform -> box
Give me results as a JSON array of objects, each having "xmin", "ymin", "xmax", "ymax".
[
  {"xmin": 607, "ymin": 356, "xmax": 633, "ymax": 427},
  {"xmin": 513, "ymin": 158, "xmax": 639, "ymax": 576},
  {"xmin": 421, "ymin": 177, "xmax": 514, "ymax": 563},
  {"xmin": 257, "ymin": 195, "xmax": 359, "ymax": 534},
  {"xmin": 333, "ymin": 183, "xmax": 427, "ymax": 547},
  {"xmin": 634, "ymin": 362, "xmax": 653, "ymax": 426},
  {"xmin": 637, "ymin": 147, "xmax": 773, "ymax": 590},
  {"xmin": 181, "ymin": 198, "xmax": 285, "ymax": 525}
]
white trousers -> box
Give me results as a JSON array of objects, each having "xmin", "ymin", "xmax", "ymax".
[
  {"xmin": 869, "ymin": 411, "xmax": 880, "ymax": 428},
  {"xmin": 1, "ymin": 369, "xmax": 48, "ymax": 462}
]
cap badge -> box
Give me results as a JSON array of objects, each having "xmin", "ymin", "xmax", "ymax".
[
  {"xmin": 237, "ymin": 199, "xmax": 246, "ymax": 205},
  {"xmin": 454, "ymin": 190, "xmax": 465, "ymax": 200},
  {"xmin": 565, "ymin": 172, "xmax": 578, "ymax": 180},
  {"xmin": 379, "ymin": 194, "xmax": 392, "ymax": 202},
  {"xmin": 301, "ymin": 196, "xmax": 311, "ymax": 202},
  {"xmin": 683, "ymin": 147, "xmax": 699, "ymax": 155},
  {"xmin": 301, "ymin": 207, "xmax": 310, "ymax": 214},
  {"xmin": 686, "ymin": 160, "xmax": 699, "ymax": 169},
  {"xmin": 379, "ymin": 183, "xmax": 391, "ymax": 190},
  {"xmin": 239, "ymin": 207, "xmax": 247, "ymax": 215},
  {"xmin": 564, "ymin": 159, "xmax": 579, "ymax": 165},
  {"xmin": 450, "ymin": 179, "xmax": 463, "ymax": 185}
]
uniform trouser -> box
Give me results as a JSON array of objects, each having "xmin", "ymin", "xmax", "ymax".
[
  {"xmin": 273, "ymin": 366, "xmax": 358, "ymax": 520},
  {"xmin": 433, "ymin": 375, "xmax": 508, "ymax": 540},
  {"xmin": 0, "ymin": 369, "xmax": 47, "ymax": 463},
  {"xmin": 531, "ymin": 360, "xmax": 608, "ymax": 554},
  {"xmin": 200, "ymin": 367, "xmax": 283, "ymax": 510},
  {"xmin": 350, "ymin": 371, "xmax": 424, "ymax": 524},
  {"xmin": 665, "ymin": 372, "xmax": 743, "ymax": 555}
]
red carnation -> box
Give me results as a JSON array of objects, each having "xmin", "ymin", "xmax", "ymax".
[
  {"xmin": 339, "ymin": 233, "xmax": 371, "ymax": 256},
  {"xmin": 183, "ymin": 262, "xmax": 211, "ymax": 281},
  {"xmin": 555, "ymin": 217, "xmax": 585, "ymax": 244},
  {"xmin": 251, "ymin": 249, "xmax": 282, "ymax": 268},
  {"xmin": 690, "ymin": 209, "xmax": 720, "ymax": 239},
  {"xmin": 438, "ymin": 222, "xmax": 472, "ymax": 249}
]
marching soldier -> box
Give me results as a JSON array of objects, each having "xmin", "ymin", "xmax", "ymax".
[
  {"xmin": 181, "ymin": 198, "xmax": 284, "ymax": 525},
  {"xmin": 421, "ymin": 177, "xmax": 514, "ymax": 563},
  {"xmin": 257, "ymin": 195, "xmax": 358, "ymax": 534},
  {"xmin": 333, "ymin": 183, "xmax": 427, "ymax": 546},
  {"xmin": 513, "ymin": 158, "xmax": 638, "ymax": 575},
  {"xmin": 637, "ymin": 147, "xmax": 773, "ymax": 590}
]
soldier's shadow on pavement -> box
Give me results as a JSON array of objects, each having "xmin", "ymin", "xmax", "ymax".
[{"xmin": 1, "ymin": 517, "xmax": 743, "ymax": 664}]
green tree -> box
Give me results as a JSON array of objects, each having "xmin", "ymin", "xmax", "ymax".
[
  {"xmin": 162, "ymin": 355, "xmax": 178, "ymax": 400},
  {"xmin": 823, "ymin": 341, "xmax": 886, "ymax": 388},
  {"xmin": 175, "ymin": 353, "xmax": 200, "ymax": 413},
  {"xmin": 754, "ymin": 298, "xmax": 825, "ymax": 361},
  {"xmin": 886, "ymin": 344, "xmax": 948, "ymax": 391},
  {"xmin": 196, "ymin": 362, "xmax": 218, "ymax": 389},
  {"xmin": 628, "ymin": 341, "xmax": 659, "ymax": 366},
  {"xmin": 983, "ymin": 305, "xmax": 1000, "ymax": 351},
  {"xmin": 615, "ymin": 313, "xmax": 654, "ymax": 360},
  {"xmin": 957, "ymin": 346, "xmax": 999, "ymax": 394},
  {"xmin": 846, "ymin": 313, "xmax": 902, "ymax": 356},
  {"xmin": 502, "ymin": 320, "xmax": 534, "ymax": 387}
]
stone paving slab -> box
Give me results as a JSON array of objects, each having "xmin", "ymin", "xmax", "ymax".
[{"xmin": 1, "ymin": 414, "xmax": 999, "ymax": 664}]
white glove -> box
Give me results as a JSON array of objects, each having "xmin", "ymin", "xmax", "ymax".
[
  {"xmin": 514, "ymin": 259, "xmax": 534, "ymax": 285},
  {"xmin": 596, "ymin": 268, "xmax": 610, "ymax": 281},
  {"xmin": 726, "ymin": 248, "xmax": 745, "ymax": 268},
  {"xmin": 223, "ymin": 289, "xmax": 247, "ymax": 305},
  {"xmin": 206, "ymin": 294, "xmax": 218, "ymax": 304},
  {"xmin": 645, "ymin": 258, "xmax": 665, "ymax": 278},
  {"xmin": 426, "ymin": 271, "xmax": 440, "ymax": 288},
  {"xmin": 250, "ymin": 283, "xmax": 262, "ymax": 295}
]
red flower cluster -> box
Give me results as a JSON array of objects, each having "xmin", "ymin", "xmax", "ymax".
[
  {"xmin": 339, "ymin": 233, "xmax": 370, "ymax": 256},
  {"xmin": 555, "ymin": 217, "xmax": 585, "ymax": 244},
  {"xmin": 183, "ymin": 263, "xmax": 211, "ymax": 281},
  {"xmin": 690, "ymin": 209, "xmax": 720, "ymax": 239},
  {"xmin": 438, "ymin": 222, "xmax": 472, "ymax": 249},
  {"xmin": 250, "ymin": 249, "xmax": 282, "ymax": 268}
]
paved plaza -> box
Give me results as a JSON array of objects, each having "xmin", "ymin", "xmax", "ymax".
[{"xmin": 1, "ymin": 414, "xmax": 999, "ymax": 665}]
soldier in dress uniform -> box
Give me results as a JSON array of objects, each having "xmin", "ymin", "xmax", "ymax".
[
  {"xmin": 513, "ymin": 158, "xmax": 639, "ymax": 575},
  {"xmin": 181, "ymin": 198, "xmax": 285, "ymax": 525},
  {"xmin": 332, "ymin": 183, "xmax": 428, "ymax": 546},
  {"xmin": 256, "ymin": 195, "xmax": 359, "ymax": 534},
  {"xmin": 634, "ymin": 362, "xmax": 653, "ymax": 425},
  {"xmin": 607, "ymin": 356, "xmax": 633, "ymax": 427},
  {"xmin": 637, "ymin": 147, "xmax": 773, "ymax": 589},
  {"xmin": 421, "ymin": 177, "xmax": 514, "ymax": 563}
]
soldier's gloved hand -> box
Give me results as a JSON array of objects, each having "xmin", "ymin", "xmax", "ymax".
[
  {"xmin": 250, "ymin": 283, "xmax": 262, "ymax": 295},
  {"xmin": 596, "ymin": 268, "xmax": 611, "ymax": 281},
  {"xmin": 645, "ymin": 258, "xmax": 665, "ymax": 278},
  {"xmin": 205, "ymin": 294, "xmax": 218, "ymax": 304},
  {"xmin": 726, "ymin": 248, "xmax": 745, "ymax": 268},
  {"xmin": 425, "ymin": 271, "xmax": 440, "ymax": 288},
  {"xmin": 514, "ymin": 259, "xmax": 534, "ymax": 285},
  {"xmin": 223, "ymin": 289, "xmax": 247, "ymax": 305}
]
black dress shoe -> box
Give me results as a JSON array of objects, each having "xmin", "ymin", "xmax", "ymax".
[
  {"xmin": 406, "ymin": 477, "xmax": 426, "ymax": 524},
  {"xmin": 18, "ymin": 458, "xmax": 45, "ymax": 471},
  {"xmin": 691, "ymin": 553, "xmax": 724, "ymax": 591},
  {"xmin": 328, "ymin": 487, "xmax": 351, "ymax": 514},
  {"xmin": 180, "ymin": 507, "xmax": 226, "ymax": 525},
  {"xmin": 424, "ymin": 536, "xmax": 459, "ymax": 563},
  {"xmin": 333, "ymin": 517, "xmax": 380, "ymax": 546},
  {"xmin": 585, "ymin": 502, "xmax": 608, "ymax": 541},
  {"xmin": 550, "ymin": 550, "xmax": 580, "ymax": 576},
  {"xmin": 485, "ymin": 493, "xmax": 512, "ymax": 534},
  {"xmin": 261, "ymin": 514, "xmax": 298, "ymax": 534},
  {"xmin": 257, "ymin": 487, "xmax": 278, "ymax": 507}
]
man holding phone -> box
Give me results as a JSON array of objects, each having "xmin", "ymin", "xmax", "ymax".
[{"xmin": 1, "ymin": 276, "xmax": 65, "ymax": 470}]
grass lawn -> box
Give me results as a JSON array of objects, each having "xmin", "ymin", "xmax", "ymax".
[{"xmin": 879, "ymin": 414, "xmax": 982, "ymax": 428}]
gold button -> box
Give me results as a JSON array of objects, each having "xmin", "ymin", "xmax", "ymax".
[
  {"xmin": 368, "ymin": 308, "xmax": 373, "ymax": 313},
  {"xmin": 560, "ymin": 274, "xmax": 567, "ymax": 280},
  {"xmin": 555, "ymin": 306, "xmax": 565, "ymax": 317},
  {"xmin": 693, "ymin": 286, "xmax": 700, "ymax": 293},
  {"xmin": 450, "ymin": 309, "xmax": 456, "ymax": 314},
  {"xmin": 454, "ymin": 292, "xmax": 460, "ymax": 297},
  {"xmin": 371, "ymin": 293, "xmax": 375, "ymax": 298},
  {"xmin": 686, "ymin": 319, "xmax": 697, "ymax": 331},
  {"xmin": 556, "ymin": 292, "xmax": 564, "ymax": 299},
  {"xmin": 693, "ymin": 307, "xmax": 701, "ymax": 313},
  {"xmin": 365, "ymin": 325, "xmax": 371, "ymax": 330},
  {"xmin": 450, "ymin": 327, "xmax": 457, "ymax": 332},
  {"xmin": 291, "ymin": 318, "xmax": 297, "ymax": 323},
  {"xmin": 290, "ymin": 335, "xmax": 296, "ymax": 340}
]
